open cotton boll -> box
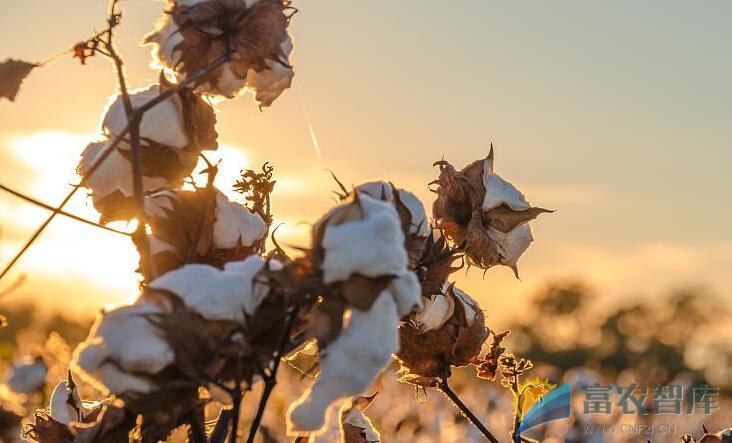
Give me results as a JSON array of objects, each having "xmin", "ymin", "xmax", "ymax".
[
  {"xmin": 149, "ymin": 256, "xmax": 277, "ymax": 322},
  {"xmin": 287, "ymin": 292, "xmax": 400, "ymax": 433},
  {"xmin": 145, "ymin": 0, "xmax": 294, "ymax": 106},
  {"xmin": 321, "ymin": 196, "xmax": 406, "ymax": 284},
  {"xmin": 102, "ymin": 85, "xmax": 188, "ymax": 149},
  {"xmin": 213, "ymin": 192, "xmax": 267, "ymax": 249},
  {"xmin": 3, "ymin": 356, "xmax": 47, "ymax": 394},
  {"xmin": 71, "ymin": 302, "xmax": 175, "ymax": 395}
]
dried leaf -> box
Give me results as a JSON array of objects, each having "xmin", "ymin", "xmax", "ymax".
[
  {"xmin": 0, "ymin": 59, "xmax": 36, "ymax": 102},
  {"xmin": 485, "ymin": 205, "xmax": 553, "ymax": 234}
]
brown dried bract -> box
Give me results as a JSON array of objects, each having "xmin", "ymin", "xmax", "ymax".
[
  {"xmin": 396, "ymin": 285, "xmax": 489, "ymax": 387},
  {"xmin": 414, "ymin": 232, "xmax": 463, "ymax": 298}
]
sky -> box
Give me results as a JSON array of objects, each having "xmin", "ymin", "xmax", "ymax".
[{"xmin": 0, "ymin": 0, "xmax": 730, "ymax": 324}]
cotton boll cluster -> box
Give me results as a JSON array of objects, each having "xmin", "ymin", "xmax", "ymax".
[
  {"xmin": 431, "ymin": 146, "xmax": 551, "ymax": 276},
  {"xmin": 287, "ymin": 195, "xmax": 422, "ymax": 434},
  {"xmin": 145, "ymin": 0, "xmax": 295, "ymax": 106},
  {"xmin": 2, "ymin": 356, "xmax": 47, "ymax": 394},
  {"xmin": 78, "ymin": 84, "xmax": 218, "ymax": 223},
  {"xmin": 140, "ymin": 188, "xmax": 267, "ymax": 279},
  {"xmin": 396, "ymin": 283, "xmax": 489, "ymax": 387}
]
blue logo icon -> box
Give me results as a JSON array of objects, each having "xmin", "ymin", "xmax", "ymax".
[{"xmin": 517, "ymin": 383, "xmax": 572, "ymax": 434}]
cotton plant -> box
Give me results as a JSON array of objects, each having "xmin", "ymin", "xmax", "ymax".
[{"xmin": 0, "ymin": 0, "xmax": 567, "ymax": 442}]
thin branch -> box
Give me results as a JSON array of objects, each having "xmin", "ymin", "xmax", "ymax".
[
  {"xmin": 0, "ymin": 53, "xmax": 231, "ymax": 281},
  {"xmin": 0, "ymin": 183, "xmax": 131, "ymax": 236},
  {"xmin": 437, "ymin": 378, "xmax": 499, "ymax": 443},
  {"xmin": 208, "ymin": 409, "xmax": 234, "ymax": 443},
  {"xmin": 245, "ymin": 305, "xmax": 300, "ymax": 443},
  {"xmin": 103, "ymin": 7, "xmax": 154, "ymax": 278}
]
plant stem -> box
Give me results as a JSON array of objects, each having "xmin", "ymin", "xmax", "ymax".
[
  {"xmin": 208, "ymin": 409, "xmax": 234, "ymax": 443},
  {"xmin": 437, "ymin": 379, "xmax": 499, "ymax": 443},
  {"xmin": 229, "ymin": 392, "xmax": 243, "ymax": 443},
  {"xmin": 245, "ymin": 306, "xmax": 300, "ymax": 443},
  {"xmin": 0, "ymin": 183, "xmax": 131, "ymax": 236}
]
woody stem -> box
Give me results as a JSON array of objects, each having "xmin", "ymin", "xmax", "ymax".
[
  {"xmin": 437, "ymin": 378, "xmax": 499, "ymax": 443},
  {"xmin": 245, "ymin": 305, "xmax": 300, "ymax": 443}
]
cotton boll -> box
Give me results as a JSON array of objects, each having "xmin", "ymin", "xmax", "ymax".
[
  {"xmin": 72, "ymin": 302, "xmax": 175, "ymax": 395},
  {"xmin": 321, "ymin": 196, "xmax": 407, "ymax": 284},
  {"xmin": 287, "ymin": 292, "xmax": 400, "ymax": 433},
  {"xmin": 149, "ymin": 256, "xmax": 276, "ymax": 322},
  {"xmin": 213, "ymin": 192, "xmax": 267, "ymax": 249},
  {"xmin": 3, "ymin": 356, "xmax": 47, "ymax": 394},
  {"xmin": 146, "ymin": 0, "xmax": 294, "ymax": 105},
  {"xmin": 102, "ymin": 85, "xmax": 188, "ymax": 149}
]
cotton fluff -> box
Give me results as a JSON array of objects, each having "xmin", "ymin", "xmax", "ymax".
[
  {"xmin": 149, "ymin": 256, "xmax": 278, "ymax": 322},
  {"xmin": 353, "ymin": 181, "xmax": 430, "ymax": 237},
  {"xmin": 389, "ymin": 271, "xmax": 423, "ymax": 317},
  {"xmin": 287, "ymin": 291, "xmax": 400, "ymax": 433},
  {"xmin": 487, "ymin": 224, "xmax": 534, "ymax": 270},
  {"xmin": 79, "ymin": 141, "xmax": 170, "ymax": 202},
  {"xmin": 321, "ymin": 196, "xmax": 406, "ymax": 284},
  {"xmin": 414, "ymin": 293, "xmax": 454, "ymax": 332},
  {"xmin": 213, "ymin": 192, "xmax": 267, "ymax": 249},
  {"xmin": 102, "ymin": 84, "xmax": 188, "ymax": 149},
  {"xmin": 481, "ymin": 155, "xmax": 531, "ymax": 212},
  {"xmin": 71, "ymin": 302, "xmax": 175, "ymax": 395},
  {"xmin": 2, "ymin": 356, "xmax": 47, "ymax": 394}
]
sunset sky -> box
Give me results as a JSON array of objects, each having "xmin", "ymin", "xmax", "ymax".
[{"xmin": 1, "ymin": 0, "xmax": 730, "ymax": 324}]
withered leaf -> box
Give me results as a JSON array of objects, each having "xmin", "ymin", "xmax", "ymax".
[
  {"xmin": 74, "ymin": 401, "xmax": 134, "ymax": 443},
  {"xmin": 0, "ymin": 59, "xmax": 36, "ymax": 102},
  {"xmin": 485, "ymin": 205, "xmax": 553, "ymax": 234},
  {"xmin": 285, "ymin": 340, "xmax": 320, "ymax": 378}
]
